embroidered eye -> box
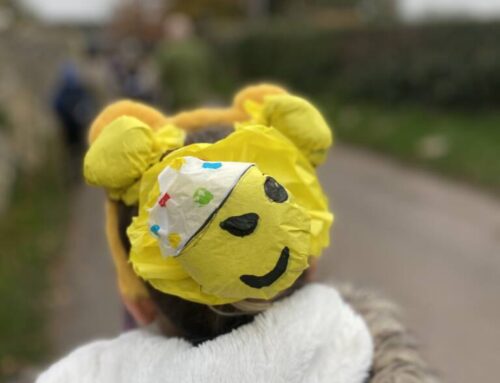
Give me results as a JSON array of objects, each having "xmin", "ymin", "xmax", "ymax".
[
  {"xmin": 220, "ymin": 213, "xmax": 259, "ymax": 237},
  {"xmin": 264, "ymin": 177, "xmax": 288, "ymax": 203}
]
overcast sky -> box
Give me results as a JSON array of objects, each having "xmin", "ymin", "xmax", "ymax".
[
  {"xmin": 17, "ymin": 0, "xmax": 500, "ymax": 24},
  {"xmin": 18, "ymin": 0, "xmax": 121, "ymax": 23},
  {"xmin": 399, "ymin": 0, "xmax": 500, "ymax": 21}
]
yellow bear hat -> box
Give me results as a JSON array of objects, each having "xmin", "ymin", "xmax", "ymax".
[{"xmin": 84, "ymin": 84, "xmax": 333, "ymax": 305}]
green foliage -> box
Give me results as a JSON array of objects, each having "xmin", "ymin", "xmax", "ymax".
[
  {"xmin": 0, "ymin": 145, "xmax": 69, "ymax": 381},
  {"xmin": 215, "ymin": 22, "xmax": 500, "ymax": 107},
  {"xmin": 156, "ymin": 38, "xmax": 215, "ymax": 109},
  {"xmin": 323, "ymin": 99, "xmax": 500, "ymax": 192},
  {"xmin": 171, "ymin": 0, "xmax": 245, "ymax": 19},
  {"xmin": 0, "ymin": 107, "xmax": 9, "ymax": 133}
]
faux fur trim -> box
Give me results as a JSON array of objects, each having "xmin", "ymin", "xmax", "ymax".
[{"xmin": 337, "ymin": 284, "xmax": 441, "ymax": 383}]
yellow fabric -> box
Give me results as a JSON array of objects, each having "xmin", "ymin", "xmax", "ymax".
[
  {"xmin": 105, "ymin": 200, "xmax": 149, "ymax": 299},
  {"xmin": 243, "ymin": 94, "xmax": 333, "ymax": 166},
  {"xmin": 89, "ymin": 100, "xmax": 169, "ymax": 143},
  {"xmin": 166, "ymin": 83, "xmax": 287, "ymax": 131},
  {"xmin": 84, "ymin": 83, "xmax": 333, "ymax": 304},
  {"xmin": 170, "ymin": 166, "xmax": 310, "ymax": 302},
  {"xmin": 127, "ymin": 125, "xmax": 333, "ymax": 305},
  {"xmin": 232, "ymin": 83, "xmax": 286, "ymax": 111},
  {"xmin": 84, "ymin": 100, "xmax": 184, "ymax": 301},
  {"xmin": 84, "ymin": 116, "xmax": 185, "ymax": 205}
]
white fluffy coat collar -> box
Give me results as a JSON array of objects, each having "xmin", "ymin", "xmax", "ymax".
[{"xmin": 38, "ymin": 284, "xmax": 373, "ymax": 383}]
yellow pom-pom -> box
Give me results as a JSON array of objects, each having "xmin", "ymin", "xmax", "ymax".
[{"xmin": 89, "ymin": 100, "xmax": 169, "ymax": 144}]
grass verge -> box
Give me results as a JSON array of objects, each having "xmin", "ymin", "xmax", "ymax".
[
  {"xmin": 0, "ymin": 144, "xmax": 69, "ymax": 381},
  {"xmin": 322, "ymin": 100, "xmax": 500, "ymax": 194}
]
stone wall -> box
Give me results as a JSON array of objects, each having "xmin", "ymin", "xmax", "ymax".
[{"xmin": 0, "ymin": 23, "xmax": 82, "ymax": 213}]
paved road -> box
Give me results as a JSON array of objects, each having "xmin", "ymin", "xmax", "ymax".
[
  {"xmin": 50, "ymin": 146, "xmax": 500, "ymax": 383},
  {"xmin": 318, "ymin": 145, "xmax": 500, "ymax": 383},
  {"xmin": 49, "ymin": 186, "xmax": 121, "ymax": 357}
]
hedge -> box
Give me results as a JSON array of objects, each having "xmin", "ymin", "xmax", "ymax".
[{"xmin": 214, "ymin": 22, "xmax": 500, "ymax": 108}]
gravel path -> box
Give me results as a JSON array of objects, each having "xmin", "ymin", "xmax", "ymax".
[{"xmin": 50, "ymin": 145, "xmax": 500, "ymax": 383}]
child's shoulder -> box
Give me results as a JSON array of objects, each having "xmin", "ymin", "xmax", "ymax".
[
  {"xmin": 36, "ymin": 327, "xmax": 189, "ymax": 383},
  {"xmin": 37, "ymin": 284, "xmax": 373, "ymax": 383}
]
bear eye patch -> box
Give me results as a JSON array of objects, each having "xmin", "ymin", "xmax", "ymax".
[
  {"xmin": 264, "ymin": 177, "xmax": 288, "ymax": 203},
  {"xmin": 220, "ymin": 213, "xmax": 259, "ymax": 237}
]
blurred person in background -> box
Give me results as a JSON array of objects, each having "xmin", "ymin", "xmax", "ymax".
[
  {"xmin": 110, "ymin": 38, "xmax": 159, "ymax": 103},
  {"xmin": 51, "ymin": 61, "xmax": 96, "ymax": 181},
  {"xmin": 156, "ymin": 13, "xmax": 213, "ymax": 110},
  {"xmin": 80, "ymin": 35, "xmax": 116, "ymax": 106}
]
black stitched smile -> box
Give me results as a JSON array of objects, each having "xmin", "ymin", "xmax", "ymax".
[{"xmin": 240, "ymin": 247, "xmax": 290, "ymax": 288}]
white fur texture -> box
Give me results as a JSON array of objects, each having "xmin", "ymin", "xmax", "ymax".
[{"xmin": 37, "ymin": 284, "xmax": 373, "ymax": 383}]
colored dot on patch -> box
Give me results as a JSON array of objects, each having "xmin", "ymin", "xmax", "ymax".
[
  {"xmin": 202, "ymin": 162, "xmax": 222, "ymax": 169},
  {"xmin": 168, "ymin": 233, "xmax": 181, "ymax": 248},
  {"xmin": 158, "ymin": 192, "xmax": 171, "ymax": 207},
  {"xmin": 150, "ymin": 225, "xmax": 161, "ymax": 236},
  {"xmin": 193, "ymin": 187, "xmax": 214, "ymax": 206},
  {"xmin": 170, "ymin": 158, "xmax": 186, "ymax": 171}
]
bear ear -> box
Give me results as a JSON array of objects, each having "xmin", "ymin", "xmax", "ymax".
[
  {"xmin": 88, "ymin": 100, "xmax": 168, "ymax": 144},
  {"xmin": 258, "ymin": 94, "xmax": 333, "ymax": 166},
  {"xmin": 84, "ymin": 116, "xmax": 158, "ymax": 203},
  {"xmin": 232, "ymin": 83, "xmax": 288, "ymax": 114}
]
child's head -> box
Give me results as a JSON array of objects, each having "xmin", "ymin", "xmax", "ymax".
[
  {"xmin": 83, "ymin": 85, "xmax": 333, "ymax": 342},
  {"xmin": 117, "ymin": 195, "xmax": 310, "ymax": 344}
]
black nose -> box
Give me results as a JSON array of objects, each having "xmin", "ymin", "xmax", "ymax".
[{"xmin": 220, "ymin": 213, "xmax": 259, "ymax": 237}]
